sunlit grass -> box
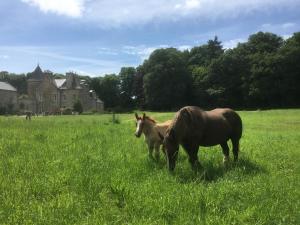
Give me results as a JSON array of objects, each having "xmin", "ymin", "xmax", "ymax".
[{"xmin": 0, "ymin": 110, "xmax": 299, "ymax": 224}]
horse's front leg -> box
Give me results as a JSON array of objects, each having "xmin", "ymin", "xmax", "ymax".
[
  {"xmin": 154, "ymin": 143, "xmax": 160, "ymax": 160},
  {"xmin": 184, "ymin": 143, "xmax": 201, "ymax": 171}
]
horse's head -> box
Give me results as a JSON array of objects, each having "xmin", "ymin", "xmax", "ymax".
[
  {"xmin": 134, "ymin": 112, "xmax": 146, "ymax": 137},
  {"xmin": 159, "ymin": 128, "xmax": 179, "ymax": 171}
]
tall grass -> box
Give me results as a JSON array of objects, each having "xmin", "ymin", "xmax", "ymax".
[{"xmin": 0, "ymin": 110, "xmax": 299, "ymax": 224}]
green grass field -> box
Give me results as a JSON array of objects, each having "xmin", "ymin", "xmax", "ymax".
[{"xmin": 0, "ymin": 110, "xmax": 299, "ymax": 225}]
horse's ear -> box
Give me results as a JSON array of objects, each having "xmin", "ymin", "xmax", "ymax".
[
  {"xmin": 158, "ymin": 132, "xmax": 164, "ymax": 141},
  {"xmin": 142, "ymin": 113, "xmax": 146, "ymax": 120},
  {"xmin": 135, "ymin": 113, "xmax": 139, "ymax": 120}
]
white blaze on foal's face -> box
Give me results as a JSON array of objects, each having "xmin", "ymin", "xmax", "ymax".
[{"xmin": 135, "ymin": 119, "xmax": 144, "ymax": 137}]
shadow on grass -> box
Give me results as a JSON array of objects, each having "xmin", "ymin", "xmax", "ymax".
[
  {"xmin": 173, "ymin": 157, "xmax": 267, "ymax": 184},
  {"xmin": 144, "ymin": 155, "xmax": 168, "ymax": 170}
]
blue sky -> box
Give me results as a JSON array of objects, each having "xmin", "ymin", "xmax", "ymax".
[{"xmin": 0, "ymin": 0, "xmax": 300, "ymax": 76}]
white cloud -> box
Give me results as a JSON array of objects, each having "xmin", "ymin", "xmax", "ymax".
[
  {"xmin": 97, "ymin": 47, "xmax": 119, "ymax": 56},
  {"xmin": 177, "ymin": 45, "xmax": 192, "ymax": 51},
  {"xmin": 122, "ymin": 45, "xmax": 169, "ymax": 61},
  {"xmin": 21, "ymin": 0, "xmax": 84, "ymax": 17},
  {"xmin": 175, "ymin": 0, "xmax": 201, "ymax": 11},
  {"xmin": 0, "ymin": 55, "xmax": 9, "ymax": 59},
  {"xmin": 261, "ymin": 22, "xmax": 296, "ymax": 31},
  {"xmin": 282, "ymin": 34, "xmax": 292, "ymax": 40},
  {"xmin": 121, "ymin": 44, "xmax": 194, "ymax": 61},
  {"xmin": 0, "ymin": 46, "xmax": 128, "ymax": 76},
  {"xmin": 223, "ymin": 38, "xmax": 246, "ymax": 49},
  {"xmin": 259, "ymin": 22, "xmax": 298, "ymax": 39},
  {"xmin": 21, "ymin": 0, "xmax": 300, "ymax": 27},
  {"xmin": 122, "ymin": 44, "xmax": 193, "ymax": 61},
  {"xmin": 282, "ymin": 23, "xmax": 296, "ymax": 29}
]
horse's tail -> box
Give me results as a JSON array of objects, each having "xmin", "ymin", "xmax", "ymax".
[{"xmin": 233, "ymin": 111, "xmax": 243, "ymax": 140}]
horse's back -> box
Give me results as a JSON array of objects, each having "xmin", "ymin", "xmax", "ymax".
[
  {"xmin": 186, "ymin": 107, "xmax": 242, "ymax": 146},
  {"xmin": 207, "ymin": 108, "xmax": 242, "ymax": 140}
]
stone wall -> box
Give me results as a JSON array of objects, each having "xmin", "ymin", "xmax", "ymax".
[{"xmin": 0, "ymin": 90, "xmax": 18, "ymax": 112}]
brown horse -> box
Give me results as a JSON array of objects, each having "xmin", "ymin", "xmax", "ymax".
[
  {"xmin": 159, "ymin": 106, "xmax": 242, "ymax": 171},
  {"xmin": 135, "ymin": 113, "xmax": 172, "ymax": 159}
]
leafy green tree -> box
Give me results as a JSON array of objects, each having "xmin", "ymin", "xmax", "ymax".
[
  {"xmin": 188, "ymin": 36, "xmax": 224, "ymax": 67},
  {"xmin": 244, "ymin": 32, "xmax": 284, "ymax": 107},
  {"xmin": 276, "ymin": 32, "xmax": 300, "ymax": 107},
  {"xmin": 0, "ymin": 71, "xmax": 27, "ymax": 94},
  {"xmin": 132, "ymin": 65, "xmax": 146, "ymax": 109},
  {"xmin": 247, "ymin": 32, "xmax": 283, "ymax": 54},
  {"xmin": 91, "ymin": 74, "xmax": 120, "ymax": 109},
  {"xmin": 208, "ymin": 49, "xmax": 249, "ymax": 107},
  {"xmin": 119, "ymin": 67, "xmax": 136, "ymax": 109},
  {"xmin": 190, "ymin": 66, "xmax": 211, "ymax": 107},
  {"xmin": 143, "ymin": 48, "xmax": 191, "ymax": 110},
  {"xmin": 73, "ymin": 99, "xmax": 83, "ymax": 114}
]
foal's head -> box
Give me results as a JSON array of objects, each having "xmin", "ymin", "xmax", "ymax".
[
  {"xmin": 134, "ymin": 113, "xmax": 156, "ymax": 137},
  {"xmin": 135, "ymin": 113, "xmax": 145, "ymax": 137}
]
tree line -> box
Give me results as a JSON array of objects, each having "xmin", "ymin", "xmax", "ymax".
[
  {"xmin": 1, "ymin": 31, "xmax": 300, "ymax": 111},
  {"xmin": 90, "ymin": 31, "xmax": 300, "ymax": 111}
]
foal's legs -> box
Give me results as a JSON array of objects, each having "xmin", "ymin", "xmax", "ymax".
[
  {"xmin": 220, "ymin": 142, "xmax": 230, "ymax": 164},
  {"xmin": 231, "ymin": 138, "xmax": 239, "ymax": 162},
  {"xmin": 154, "ymin": 143, "xmax": 160, "ymax": 160},
  {"xmin": 147, "ymin": 141, "xmax": 154, "ymax": 158}
]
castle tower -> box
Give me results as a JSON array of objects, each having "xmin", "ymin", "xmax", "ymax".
[
  {"xmin": 27, "ymin": 64, "xmax": 44, "ymax": 98},
  {"xmin": 27, "ymin": 64, "xmax": 45, "ymax": 113}
]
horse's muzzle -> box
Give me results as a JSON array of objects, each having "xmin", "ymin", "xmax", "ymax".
[{"xmin": 135, "ymin": 133, "xmax": 141, "ymax": 138}]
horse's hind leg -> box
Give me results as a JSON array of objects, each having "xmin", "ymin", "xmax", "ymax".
[
  {"xmin": 231, "ymin": 138, "xmax": 239, "ymax": 162},
  {"xmin": 189, "ymin": 150, "xmax": 201, "ymax": 171},
  {"xmin": 220, "ymin": 142, "xmax": 230, "ymax": 164}
]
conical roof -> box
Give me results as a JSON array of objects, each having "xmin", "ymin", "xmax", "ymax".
[{"xmin": 28, "ymin": 64, "xmax": 44, "ymax": 80}]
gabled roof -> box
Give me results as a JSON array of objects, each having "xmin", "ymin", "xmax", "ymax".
[
  {"xmin": 54, "ymin": 79, "xmax": 66, "ymax": 88},
  {"xmin": 0, "ymin": 81, "xmax": 17, "ymax": 91},
  {"xmin": 65, "ymin": 73, "xmax": 82, "ymax": 89}
]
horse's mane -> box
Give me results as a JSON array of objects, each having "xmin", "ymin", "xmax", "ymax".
[{"xmin": 168, "ymin": 106, "xmax": 202, "ymax": 136}]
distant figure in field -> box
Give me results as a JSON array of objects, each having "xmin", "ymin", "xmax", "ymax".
[
  {"xmin": 135, "ymin": 113, "xmax": 172, "ymax": 159},
  {"xmin": 158, "ymin": 106, "xmax": 242, "ymax": 171},
  {"xmin": 25, "ymin": 111, "xmax": 32, "ymax": 120}
]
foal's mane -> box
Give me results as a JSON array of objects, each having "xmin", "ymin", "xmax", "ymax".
[{"xmin": 144, "ymin": 116, "xmax": 156, "ymax": 124}]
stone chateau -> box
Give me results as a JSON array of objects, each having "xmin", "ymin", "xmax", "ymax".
[{"xmin": 0, "ymin": 65, "xmax": 103, "ymax": 114}]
